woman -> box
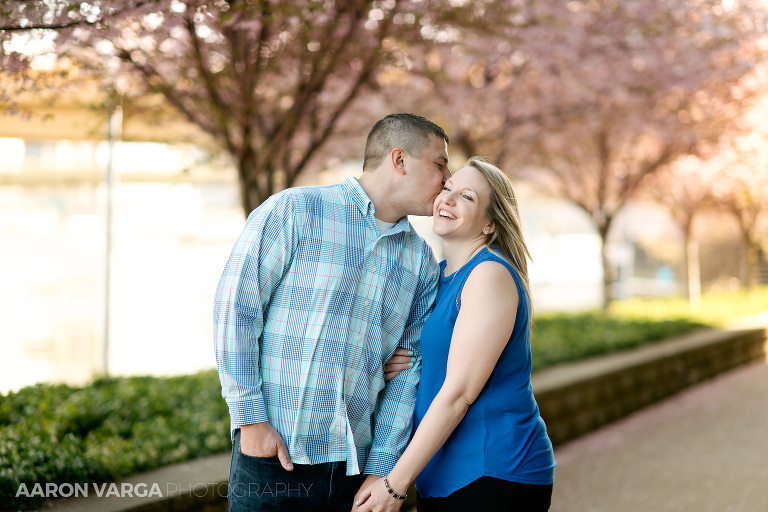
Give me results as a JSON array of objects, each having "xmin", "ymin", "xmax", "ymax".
[{"xmin": 355, "ymin": 157, "xmax": 555, "ymax": 512}]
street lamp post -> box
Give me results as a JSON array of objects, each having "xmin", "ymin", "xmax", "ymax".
[{"xmin": 104, "ymin": 105, "xmax": 122, "ymax": 375}]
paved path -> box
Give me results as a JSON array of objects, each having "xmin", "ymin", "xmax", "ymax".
[{"xmin": 550, "ymin": 358, "xmax": 768, "ymax": 512}]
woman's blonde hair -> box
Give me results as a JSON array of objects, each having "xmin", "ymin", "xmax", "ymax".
[{"xmin": 466, "ymin": 156, "xmax": 534, "ymax": 321}]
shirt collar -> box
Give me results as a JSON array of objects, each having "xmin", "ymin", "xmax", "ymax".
[
  {"xmin": 342, "ymin": 176, "xmax": 410, "ymax": 235},
  {"xmin": 342, "ymin": 176, "xmax": 373, "ymax": 216}
]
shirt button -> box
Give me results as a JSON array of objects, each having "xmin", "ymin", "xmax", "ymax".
[
  {"xmin": 365, "ymin": 300, "xmax": 369, "ymax": 306},
  {"xmin": 373, "ymin": 266, "xmax": 377, "ymax": 272}
]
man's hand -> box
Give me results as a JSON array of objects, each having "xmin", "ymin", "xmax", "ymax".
[
  {"xmin": 384, "ymin": 347, "xmax": 415, "ymax": 381},
  {"xmin": 352, "ymin": 475, "xmax": 405, "ymax": 512},
  {"xmin": 239, "ymin": 422, "xmax": 294, "ymax": 471}
]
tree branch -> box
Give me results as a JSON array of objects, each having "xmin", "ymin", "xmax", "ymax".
[{"xmin": 0, "ymin": 0, "xmax": 164, "ymax": 32}]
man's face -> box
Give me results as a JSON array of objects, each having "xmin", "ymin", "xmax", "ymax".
[{"xmin": 402, "ymin": 135, "xmax": 451, "ymax": 216}]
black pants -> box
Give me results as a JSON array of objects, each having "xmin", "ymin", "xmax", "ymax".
[{"xmin": 416, "ymin": 476, "xmax": 552, "ymax": 512}]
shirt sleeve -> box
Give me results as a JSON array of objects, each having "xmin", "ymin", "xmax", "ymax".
[
  {"xmin": 213, "ymin": 191, "xmax": 299, "ymax": 432},
  {"xmin": 364, "ymin": 246, "xmax": 439, "ymax": 475}
]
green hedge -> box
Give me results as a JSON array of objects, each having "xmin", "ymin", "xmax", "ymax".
[
  {"xmin": 531, "ymin": 313, "xmax": 708, "ymax": 371},
  {"xmin": 0, "ymin": 371, "xmax": 230, "ymax": 511},
  {"xmin": 531, "ymin": 285, "xmax": 768, "ymax": 371}
]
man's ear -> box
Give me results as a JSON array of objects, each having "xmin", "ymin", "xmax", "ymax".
[{"xmin": 390, "ymin": 148, "xmax": 407, "ymax": 176}]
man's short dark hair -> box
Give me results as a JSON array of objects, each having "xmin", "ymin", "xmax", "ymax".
[{"xmin": 363, "ymin": 114, "xmax": 449, "ymax": 171}]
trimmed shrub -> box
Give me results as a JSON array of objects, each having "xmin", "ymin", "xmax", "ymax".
[
  {"xmin": 532, "ymin": 313, "xmax": 708, "ymax": 371},
  {"xmin": 0, "ymin": 370, "xmax": 230, "ymax": 511}
]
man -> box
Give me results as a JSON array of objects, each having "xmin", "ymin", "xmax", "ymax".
[{"xmin": 214, "ymin": 113, "xmax": 451, "ymax": 511}]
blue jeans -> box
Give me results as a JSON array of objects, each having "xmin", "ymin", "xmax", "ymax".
[{"xmin": 228, "ymin": 429, "xmax": 367, "ymax": 512}]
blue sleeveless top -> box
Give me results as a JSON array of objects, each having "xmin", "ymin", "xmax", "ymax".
[{"xmin": 413, "ymin": 247, "xmax": 555, "ymax": 497}]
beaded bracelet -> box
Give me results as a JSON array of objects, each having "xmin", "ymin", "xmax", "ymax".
[{"xmin": 384, "ymin": 477, "xmax": 407, "ymax": 500}]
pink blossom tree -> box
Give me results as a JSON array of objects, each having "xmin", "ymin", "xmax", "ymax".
[
  {"xmin": 0, "ymin": 0, "xmax": 476, "ymax": 213},
  {"xmin": 643, "ymin": 157, "xmax": 722, "ymax": 308},
  {"xmin": 718, "ymin": 170, "xmax": 768, "ymax": 290},
  {"xmin": 385, "ymin": 0, "xmax": 768, "ymax": 309},
  {"xmin": 710, "ymin": 93, "xmax": 768, "ymax": 290}
]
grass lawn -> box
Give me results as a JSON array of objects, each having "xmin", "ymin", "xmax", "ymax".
[
  {"xmin": 609, "ymin": 286, "xmax": 768, "ymax": 326},
  {"xmin": 531, "ymin": 286, "xmax": 768, "ymax": 371}
]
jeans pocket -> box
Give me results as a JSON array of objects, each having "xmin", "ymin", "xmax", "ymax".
[{"xmin": 238, "ymin": 445, "xmax": 281, "ymax": 462}]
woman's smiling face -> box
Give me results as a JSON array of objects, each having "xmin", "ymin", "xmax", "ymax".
[{"xmin": 432, "ymin": 165, "xmax": 495, "ymax": 241}]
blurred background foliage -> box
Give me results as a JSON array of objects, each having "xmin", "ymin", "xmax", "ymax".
[{"xmin": 3, "ymin": 0, "xmax": 767, "ymax": 309}]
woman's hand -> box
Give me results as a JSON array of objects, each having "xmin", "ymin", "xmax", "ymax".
[
  {"xmin": 384, "ymin": 347, "xmax": 415, "ymax": 381},
  {"xmin": 352, "ymin": 476, "xmax": 405, "ymax": 512}
]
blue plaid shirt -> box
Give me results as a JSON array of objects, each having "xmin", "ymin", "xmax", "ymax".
[{"xmin": 214, "ymin": 176, "xmax": 438, "ymax": 476}]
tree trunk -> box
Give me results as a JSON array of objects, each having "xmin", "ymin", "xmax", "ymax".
[
  {"xmin": 685, "ymin": 238, "xmax": 702, "ymax": 310},
  {"xmin": 598, "ymin": 224, "xmax": 612, "ymax": 312},
  {"xmin": 601, "ymin": 239, "xmax": 611, "ymax": 312},
  {"xmin": 454, "ymin": 131, "xmax": 477, "ymax": 162},
  {"xmin": 236, "ymin": 148, "xmax": 269, "ymax": 217},
  {"xmin": 681, "ymin": 219, "xmax": 702, "ymax": 310},
  {"xmin": 745, "ymin": 239, "xmax": 758, "ymax": 291}
]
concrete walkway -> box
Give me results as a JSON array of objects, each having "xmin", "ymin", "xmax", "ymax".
[
  {"xmin": 550, "ymin": 358, "xmax": 768, "ymax": 512},
  {"xmin": 38, "ymin": 453, "xmax": 230, "ymax": 512}
]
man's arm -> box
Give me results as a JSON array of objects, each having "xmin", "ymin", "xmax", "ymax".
[
  {"xmin": 213, "ymin": 191, "xmax": 299, "ymax": 458},
  {"xmin": 362, "ymin": 249, "xmax": 439, "ymax": 476}
]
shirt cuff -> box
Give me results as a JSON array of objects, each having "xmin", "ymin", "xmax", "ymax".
[
  {"xmin": 227, "ymin": 397, "xmax": 269, "ymax": 429},
  {"xmin": 363, "ymin": 449, "xmax": 400, "ymax": 476}
]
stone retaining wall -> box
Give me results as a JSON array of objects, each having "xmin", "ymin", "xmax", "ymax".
[{"xmin": 532, "ymin": 327, "xmax": 768, "ymax": 446}]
